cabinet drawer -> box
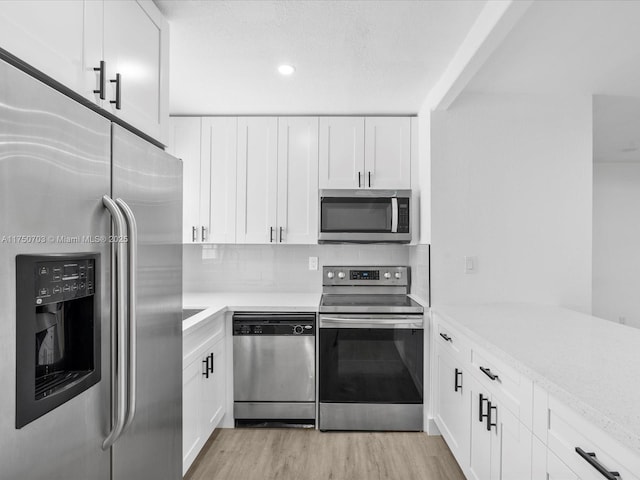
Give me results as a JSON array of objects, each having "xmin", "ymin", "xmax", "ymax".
[
  {"xmin": 434, "ymin": 317, "xmax": 471, "ymax": 366},
  {"xmin": 471, "ymin": 346, "xmax": 533, "ymax": 428},
  {"xmin": 183, "ymin": 311, "xmax": 225, "ymax": 362},
  {"xmin": 548, "ymin": 396, "xmax": 640, "ymax": 480}
]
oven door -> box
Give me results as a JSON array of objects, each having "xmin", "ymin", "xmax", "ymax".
[{"xmin": 319, "ymin": 314, "xmax": 423, "ymax": 404}]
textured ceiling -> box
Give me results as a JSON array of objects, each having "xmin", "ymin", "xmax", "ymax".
[
  {"xmin": 466, "ymin": 0, "xmax": 640, "ymax": 98},
  {"xmin": 155, "ymin": 0, "xmax": 486, "ymax": 115}
]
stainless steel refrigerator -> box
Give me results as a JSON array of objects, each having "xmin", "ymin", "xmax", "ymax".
[{"xmin": 0, "ymin": 58, "xmax": 182, "ymax": 479}]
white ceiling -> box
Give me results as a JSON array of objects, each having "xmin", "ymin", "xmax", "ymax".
[
  {"xmin": 154, "ymin": 0, "xmax": 486, "ymax": 115},
  {"xmin": 465, "ymin": 0, "xmax": 640, "ymax": 97}
]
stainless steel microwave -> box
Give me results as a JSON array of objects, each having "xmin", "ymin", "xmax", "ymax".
[{"xmin": 318, "ymin": 189, "xmax": 411, "ymax": 243}]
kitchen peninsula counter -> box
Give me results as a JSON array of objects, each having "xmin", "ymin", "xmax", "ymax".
[{"xmin": 432, "ymin": 303, "xmax": 640, "ymax": 456}]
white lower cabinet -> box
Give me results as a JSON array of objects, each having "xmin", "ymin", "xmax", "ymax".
[
  {"xmin": 433, "ymin": 312, "xmax": 640, "ymax": 480},
  {"xmin": 182, "ymin": 313, "xmax": 226, "ymax": 475},
  {"xmin": 467, "ymin": 374, "xmax": 532, "ymax": 480},
  {"xmin": 435, "ymin": 345, "xmax": 470, "ymax": 468}
]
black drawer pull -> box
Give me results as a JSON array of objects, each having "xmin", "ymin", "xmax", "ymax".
[
  {"xmin": 439, "ymin": 332, "xmax": 452, "ymax": 342},
  {"xmin": 454, "ymin": 368, "xmax": 462, "ymax": 392},
  {"xmin": 575, "ymin": 448, "xmax": 620, "ymax": 480},
  {"xmin": 110, "ymin": 73, "xmax": 121, "ymax": 110},
  {"xmin": 487, "ymin": 401, "xmax": 497, "ymax": 432},
  {"xmin": 480, "ymin": 366, "xmax": 500, "ymax": 381},
  {"xmin": 479, "ymin": 393, "xmax": 489, "ymax": 423}
]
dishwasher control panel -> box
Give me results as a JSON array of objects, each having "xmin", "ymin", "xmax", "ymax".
[{"xmin": 232, "ymin": 313, "xmax": 315, "ymax": 336}]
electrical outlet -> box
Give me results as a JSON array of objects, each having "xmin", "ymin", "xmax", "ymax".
[{"xmin": 308, "ymin": 256, "xmax": 318, "ymax": 271}]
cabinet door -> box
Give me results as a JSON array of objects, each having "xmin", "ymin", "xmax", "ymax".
[
  {"xmin": 0, "ymin": 1, "xmax": 87, "ymax": 94},
  {"xmin": 468, "ymin": 377, "xmax": 492, "ymax": 480},
  {"xmin": 169, "ymin": 117, "xmax": 204, "ymax": 243},
  {"xmin": 236, "ymin": 117, "xmax": 278, "ymax": 243},
  {"xmin": 491, "ymin": 402, "xmax": 533, "ymax": 480},
  {"xmin": 277, "ymin": 117, "xmax": 319, "ymax": 244},
  {"xmin": 547, "ymin": 450, "xmax": 579, "ymax": 480},
  {"xmin": 203, "ymin": 117, "xmax": 237, "ymax": 243},
  {"xmin": 202, "ymin": 340, "xmax": 226, "ymax": 436},
  {"xmin": 434, "ymin": 347, "xmax": 470, "ymax": 468},
  {"xmin": 103, "ymin": 0, "xmax": 168, "ymax": 140},
  {"xmin": 182, "ymin": 355, "xmax": 204, "ymax": 475},
  {"xmin": 319, "ymin": 117, "xmax": 365, "ymax": 189},
  {"xmin": 364, "ymin": 117, "xmax": 411, "ymax": 189}
]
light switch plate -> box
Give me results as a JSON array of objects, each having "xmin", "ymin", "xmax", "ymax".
[
  {"xmin": 309, "ymin": 256, "xmax": 318, "ymax": 271},
  {"xmin": 464, "ymin": 256, "xmax": 477, "ymax": 274}
]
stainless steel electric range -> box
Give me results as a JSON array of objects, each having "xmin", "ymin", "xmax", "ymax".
[{"xmin": 318, "ymin": 266, "xmax": 424, "ymax": 431}]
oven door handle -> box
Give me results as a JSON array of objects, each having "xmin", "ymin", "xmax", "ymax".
[{"xmin": 320, "ymin": 316, "xmax": 423, "ymax": 328}]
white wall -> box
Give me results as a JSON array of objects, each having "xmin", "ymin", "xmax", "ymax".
[
  {"xmin": 430, "ymin": 92, "xmax": 593, "ymax": 311},
  {"xmin": 417, "ymin": 102, "xmax": 432, "ymax": 244},
  {"xmin": 593, "ymin": 162, "xmax": 640, "ymax": 329}
]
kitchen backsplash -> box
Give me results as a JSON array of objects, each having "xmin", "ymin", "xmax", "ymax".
[{"xmin": 183, "ymin": 244, "xmax": 422, "ymax": 293}]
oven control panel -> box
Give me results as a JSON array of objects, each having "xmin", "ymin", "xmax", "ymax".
[{"xmin": 323, "ymin": 266, "xmax": 408, "ymax": 287}]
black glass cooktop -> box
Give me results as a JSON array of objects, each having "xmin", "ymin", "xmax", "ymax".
[{"xmin": 319, "ymin": 294, "xmax": 424, "ymax": 313}]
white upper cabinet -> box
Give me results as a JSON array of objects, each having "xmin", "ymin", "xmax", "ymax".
[
  {"xmin": 168, "ymin": 117, "xmax": 206, "ymax": 244},
  {"xmin": 0, "ymin": 1, "xmax": 87, "ymax": 93},
  {"xmin": 102, "ymin": 0, "xmax": 168, "ymax": 142},
  {"xmin": 319, "ymin": 117, "xmax": 365, "ymax": 189},
  {"xmin": 277, "ymin": 117, "xmax": 319, "ymax": 244},
  {"xmin": 319, "ymin": 116, "xmax": 411, "ymax": 190},
  {"xmin": 202, "ymin": 117, "xmax": 238, "ymax": 244},
  {"xmin": 0, "ymin": 0, "xmax": 169, "ymax": 143},
  {"xmin": 365, "ymin": 117, "xmax": 411, "ymax": 189},
  {"xmin": 236, "ymin": 117, "xmax": 279, "ymax": 244}
]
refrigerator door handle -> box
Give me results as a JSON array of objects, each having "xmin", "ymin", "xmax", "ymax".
[
  {"xmin": 102, "ymin": 195, "xmax": 129, "ymax": 450},
  {"xmin": 116, "ymin": 198, "xmax": 138, "ymax": 434}
]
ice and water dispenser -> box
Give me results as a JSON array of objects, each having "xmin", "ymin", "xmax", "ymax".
[{"xmin": 15, "ymin": 254, "xmax": 101, "ymax": 428}]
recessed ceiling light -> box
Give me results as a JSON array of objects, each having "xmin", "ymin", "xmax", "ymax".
[{"xmin": 278, "ymin": 64, "xmax": 295, "ymax": 76}]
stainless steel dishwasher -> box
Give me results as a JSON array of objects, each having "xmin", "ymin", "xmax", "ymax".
[{"xmin": 233, "ymin": 312, "xmax": 316, "ymax": 423}]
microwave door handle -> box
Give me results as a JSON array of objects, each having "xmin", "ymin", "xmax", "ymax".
[
  {"xmin": 101, "ymin": 195, "xmax": 128, "ymax": 451},
  {"xmin": 391, "ymin": 197, "xmax": 399, "ymax": 233},
  {"xmin": 115, "ymin": 199, "xmax": 137, "ymax": 434}
]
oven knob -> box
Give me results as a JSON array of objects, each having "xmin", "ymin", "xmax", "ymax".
[
  {"xmin": 327, "ymin": 271, "xmax": 334, "ymax": 279},
  {"xmin": 293, "ymin": 325, "xmax": 304, "ymax": 335},
  {"xmin": 337, "ymin": 271, "xmax": 346, "ymax": 279},
  {"xmin": 384, "ymin": 272, "xmax": 391, "ymax": 279},
  {"xmin": 395, "ymin": 272, "xmax": 402, "ymax": 279}
]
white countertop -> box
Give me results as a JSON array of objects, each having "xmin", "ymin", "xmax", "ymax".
[
  {"xmin": 182, "ymin": 292, "xmax": 321, "ymax": 331},
  {"xmin": 432, "ymin": 303, "xmax": 640, "ymax": 455}
]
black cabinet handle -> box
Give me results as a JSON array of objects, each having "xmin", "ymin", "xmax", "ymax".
[
  {"xmin": 575, "ymin": 448, "xmax": 620, "ymax": 480},
  {"xmin": 269, "ymin": 226, "xmax": 274, "ymax": 243},
  {"xmin": 93, "ymin": 60, "xmax": 106, "ymax": 100},
  {"xmin": 201, "ymin": 226, "xmax": 206, "ymax": 242},
  {"xmin": 479, "ymin": 393, "xmax": 489, "ymax": 423},
  {"xmin": 368, "ymin": 171, "xmax": 371, "ymax": 187},
  {"xmin": 110, "ymin": 73, "xmax": 121, "ymax": 110},
  {"xmin": 487, "ymin": 401, "xmax": 497, "ymax": 432},
  {"xmin": 192, "ymin": 226, "xmax": 197, "ymax": 242},
  {"xmin": 480, "ymin": 366, "xmax": 500, "ymax": 381},
  {"xmin": 279, "ymin": 226, "xmax": 283, "ymax": 243},
  {"xmin": 358, "ymin": 171, "xmax": 361, "ymax": 188},
  {"xmin": 208, "ymin": 353, "xmax": 214, "ymax": 374},
  {"xmin": 202, "ymin": 357, "xmax": 210, "ymax": 379},
  {"xmin": 454, "ymin": 368, "xmax": 462, "ymax": 392},
  {"xmin": 439, "ymin": 332, "xmax": 452, "ymax": 342}
]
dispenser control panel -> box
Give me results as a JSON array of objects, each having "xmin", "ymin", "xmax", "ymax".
[{"xmin": 35, "ymin": 259, "xmax": 95, "ymax": 305}]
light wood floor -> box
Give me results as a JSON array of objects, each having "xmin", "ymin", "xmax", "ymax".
[{"xmin": 185, "ymin": 428, "xmax": 466, "ymax": 480}]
